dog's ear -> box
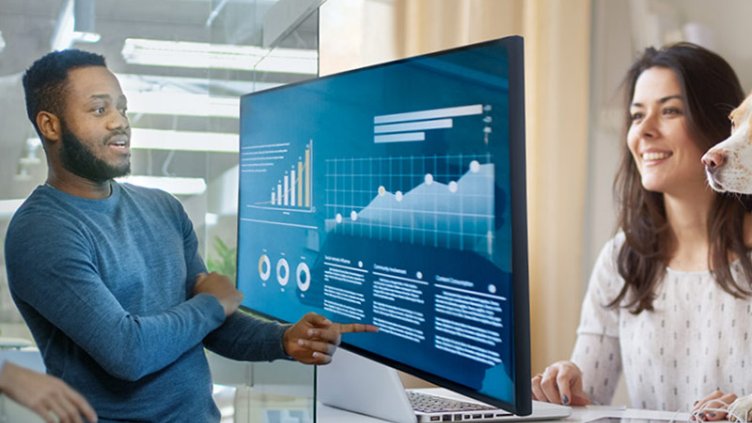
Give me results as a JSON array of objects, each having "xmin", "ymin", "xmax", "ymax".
[{"xmin": 728, "ymin": 95, "xmax": 752, "ymax": 136}]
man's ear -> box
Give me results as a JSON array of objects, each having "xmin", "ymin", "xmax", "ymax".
[{"xmin": 36, "ymin": 111, "xmax": 61, "ymax": 143}]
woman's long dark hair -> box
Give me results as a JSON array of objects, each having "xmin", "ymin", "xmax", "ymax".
[{"xmin": 609, "ymin": 42, "xmax": 752, "ymax": 313}]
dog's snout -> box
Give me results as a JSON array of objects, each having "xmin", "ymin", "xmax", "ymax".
[{"xmin": 702, "ymin": 150, "xmax": 727, "ymax": 170}]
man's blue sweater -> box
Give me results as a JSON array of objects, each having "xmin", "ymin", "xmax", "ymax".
[{"xmin": 5, "ymin": 183, "xmax": 289, "ymax": 422}]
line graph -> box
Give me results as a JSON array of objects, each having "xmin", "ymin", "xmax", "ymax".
[{"xmin": 324, "ymin": 154, "xmax": 495, "ymax": 255}]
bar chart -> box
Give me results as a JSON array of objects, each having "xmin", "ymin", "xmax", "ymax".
[
  {"xmin": 372, "ymin": 104, "xmax": 489, "ymax": 144},
  {"xmin": 242, "ymin": 140, "xmax": 313, "ymax": 212}
]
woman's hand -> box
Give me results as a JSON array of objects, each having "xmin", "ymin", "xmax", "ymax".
[
  {"xmin": 531, "ymin": 361, "xmax": 591, "ymax": 406},
  {"xmin": 692, "ymin": 389, "xmax": 737, "ymax": 421},
  {"xmin": 0, "ymin": 362, "xmax": 97, "ymax": 423}
]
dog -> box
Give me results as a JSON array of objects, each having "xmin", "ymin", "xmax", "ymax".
[{"xmin": 703, "ymin": 94, "xmax": 752, "ymax": 193}]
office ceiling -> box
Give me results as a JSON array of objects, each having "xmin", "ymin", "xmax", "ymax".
[{"xmin": 0, "ymin": 0, "xmax": 318, "ymax": 203}]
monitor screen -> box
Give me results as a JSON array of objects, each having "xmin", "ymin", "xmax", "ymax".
[{"xmin": 237, "ymin": 36, "xmax": 530, "ymax": 415}]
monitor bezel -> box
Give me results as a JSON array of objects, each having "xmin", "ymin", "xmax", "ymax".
[{"xmin": 236, "ymin": 35, "xmax": 531, "ymax": 416}]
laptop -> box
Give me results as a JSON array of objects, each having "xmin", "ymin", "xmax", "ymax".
[
  {"xmin": 404, "ymin": 388, "xmax": 572, "ymax": 422},
  {"xmin": 317, "ymin": 349, "xmax": 571, "ymax": 423}
]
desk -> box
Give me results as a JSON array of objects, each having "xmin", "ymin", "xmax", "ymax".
[
  {"xmin": 317, "ymin": 395, "xmax": 691, "ymax": 422},
  {"xmin": 318, "ymin": 405, "xmax": 690, "ymax": 422},
  {"xmin": 1, "ymin": 382, "xmax": 692, "ymax": 422}
]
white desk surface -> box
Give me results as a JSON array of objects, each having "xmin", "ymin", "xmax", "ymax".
[
  {"xmin": 318, "ymin": 393, "xmax": 691, "ymax": 422},
  {"xmin": 318, "ymin": 405, "xmax": 690, "ymax": 422}
]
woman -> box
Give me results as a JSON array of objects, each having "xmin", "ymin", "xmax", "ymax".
[{"xmin": 531, "ymin": 42, "xmax": 752, "ymax": 418}]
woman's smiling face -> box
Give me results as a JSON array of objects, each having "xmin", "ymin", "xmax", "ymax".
[{"xmin": 627, "ymin": 66, "xmax": 708, "ymax": 197}]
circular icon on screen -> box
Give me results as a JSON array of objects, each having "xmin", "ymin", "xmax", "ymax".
[
  {"xmin": 258, "ymin": 255, "xmax": 271, "ymax": 281},
  {"xmin": 276, "ymin": 258, "xmax": 290, "ymax": 286},
  {"xmin": 296, "ymin": 262, "xmax": 311, "ymax": 292}
]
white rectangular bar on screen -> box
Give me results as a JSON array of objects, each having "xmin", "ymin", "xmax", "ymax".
[
  {"xmin": 283, "ymin": 175, "xmax": 289, "ymax": 206},
  {"xmin": 374, "ymin": 104, "xmax": 483, "ymax": 124},
  {"xmin": 374, "ymin": 118, "xmax": 453, "ymax": 134},
  {"xmin": 374, "ymin": 132, "xmax": 426, "ymax": 143},
  {"xmin": 290, "ymin": 170, "xmax": 296, "ymax": 207}
]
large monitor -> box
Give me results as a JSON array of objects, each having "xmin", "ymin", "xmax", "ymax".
[{"xmin": 237, "ymin": 36, "xmax": 530, "ymax": 415}]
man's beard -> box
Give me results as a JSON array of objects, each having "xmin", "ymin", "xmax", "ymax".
[{"xmin": 59, "ymin": 121, "xmax": 130, "ymax": 183}]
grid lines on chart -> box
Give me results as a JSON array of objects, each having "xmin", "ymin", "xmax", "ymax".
[{"xmin": 325, "ymin": 154, "xmax": 495, "ymax": 254}]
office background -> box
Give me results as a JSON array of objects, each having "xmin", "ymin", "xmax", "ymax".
[{"xmin": 1, "ymin": 0, "xmax": 752, "ymax": 403}]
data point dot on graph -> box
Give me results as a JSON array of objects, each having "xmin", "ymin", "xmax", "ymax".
[
  {"xmin": 488, "ymin": 284, "xmax": 497, "ymax": 294},
  {"xmin": 378, "ymin": 186, "xmax": 386, "ymax": 196},
  {"xmin": 335, "ymin": 213, "xmax": 343, "ymax": 223},
  {"xmin": 425, "ymin": 174, "xmax": 434, "ymax": 185},
  {"xmin": 358, "ymin": 261, "xmax": 364, "ymax": 268},
  {"xmin": 448, "ymin": 181, "xmax": 458, "ymax": 193},
  {"xmin": 276, "ymin": 258, "xmax": 290, "ymax": 286},
  {"xmin": 416, "ymin": 271, "xmax": 423, "ymax": 279},
  {"xmin": 350, "ymin": 210, "xmax": 358, "ymax": 221},
  {"xmin": 470, "ymin": 160, "xmax": 480, "ymax": 173},
  {"xmin": 258, "ymin": 255, "xmax": 271, "ymax": 281},
  {"xmin": 395, "ymin": 191, "xmax": 403, "ymax": 202}
]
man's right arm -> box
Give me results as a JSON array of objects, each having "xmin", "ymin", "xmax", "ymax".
[
  {"xmin": 5, "ymin": 215, "xmax": 228, "ymax": 382},
  {"xmin": 193, "ymin": 272, "xmax": 243, "ymax": 316}
]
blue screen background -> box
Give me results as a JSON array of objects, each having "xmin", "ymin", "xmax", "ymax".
[{"xmin": 238, "ymin": 40, "xmax": 519, "ymax": 405}]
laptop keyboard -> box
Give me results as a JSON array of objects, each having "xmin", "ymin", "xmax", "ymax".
[{"xmin": 406, "ymin": 391, "xmax": 496, "ymax": 413}]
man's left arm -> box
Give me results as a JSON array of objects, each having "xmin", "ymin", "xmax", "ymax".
[
  {"xmin": 203, "ymin": 311, "xmax": 379, "ymax": 364},
  {"xmin": 202, "ymin": 312, "xmax": 290, "ymax": 361}
]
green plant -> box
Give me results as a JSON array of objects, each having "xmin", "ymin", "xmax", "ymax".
[{"xmin": 206, "ymin": 236, "xmax": 237, "ymax": 283}]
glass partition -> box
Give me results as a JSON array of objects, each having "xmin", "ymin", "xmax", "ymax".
[{"xmin": 0, "ymin": 0, "xmax": 320, "ymax": 421}]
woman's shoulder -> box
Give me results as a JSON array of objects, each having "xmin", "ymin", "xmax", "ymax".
[
  {"xmin": 594, "ymin": 232, "xmax": 625, "ymax": 267},
  {"xmin": 587, "ymin": 232, "xmax": 627, "ymax": 298}
]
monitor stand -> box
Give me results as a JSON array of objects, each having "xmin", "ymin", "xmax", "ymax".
[{"xmin": 316, "ymin": 348, "xmax": 416, "ymax": 423}]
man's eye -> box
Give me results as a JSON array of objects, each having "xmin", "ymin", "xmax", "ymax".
[
  {"xmin": 94, "ymin": 107, "xmax": 106, "ymax": 114},
  {"xmin": 630, "ymin": 112, "xmax": 643, "ymax": 122}
]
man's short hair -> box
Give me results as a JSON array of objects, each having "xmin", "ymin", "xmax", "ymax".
[{"xmin": 22, "ymin": 49, "xmax": 106, "ymax": 137}]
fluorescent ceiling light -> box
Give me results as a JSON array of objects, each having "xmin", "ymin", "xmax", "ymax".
[
  {"xmin": 126, "ymin": 92, "xmax": 239, "ymax": 118},
  {"xmin": 130, "ymin": 128, "xmax": 238, "ymax": 153},
  {"xmin": 122, "ymin": 38, "xmax": 317, "ymax": 75},
  {"xmin": 0, "ymin": 31, "xmax": 5, "ymax": 54},
  {"xmin": 116, "ymin": 73, "xmax": 282, "ymax": 98},
  {"xmin": 115, "ymin": 73, "xmax": 280, "ymax": 118},
  {"xmin": 0, "ymin": 199, "xmax": 25, "ymax": 218},
  {"xmin": 117, "ymin": 176, "xmax": 207, "ymax": 196},
  {"xmin": 29, "ymin": 129, "xmax": 238, "ymax": 154}
]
